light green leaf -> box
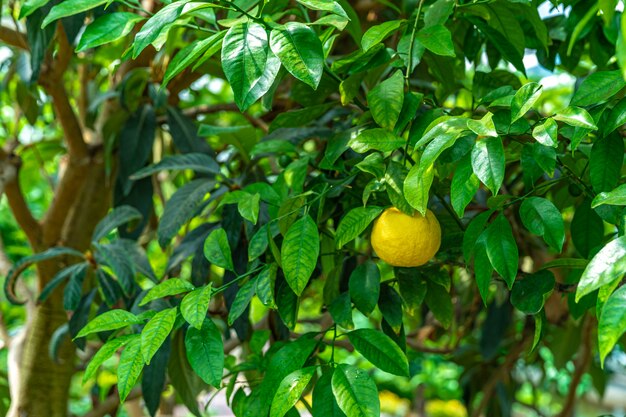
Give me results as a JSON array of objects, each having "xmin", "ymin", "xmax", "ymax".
[
  {"xmin": 141, "ymin": 307, "xmax": 177, "ymax": 365},
  {"xmin": 404, "ymin": 162, "xmax": 435, "ymax": 215},
  {"xmin": 222, "ymin": 22, "xmax": 281, "ymax": 111},
  {"xmin": 270, "ymin": 22, "xmax": 324, "ymax": 89},
  {"xmin": 77, "ymin": 310, "xmax": 143, "ymax": 338},
  {"xmin": 347, "ymin": 329, "xmax": 409, "ymax": 376},
  {"xmin": 331, "ymin": 364, "xmax": 380, "ymax": 417},
  {"xmin": 256, "ymin": 264, "xmax": 278, "ymax": 308},
  {"xmin": 42, "ymin": 0, "xmax": 107, "ymax": 28},
  {"xmin": 424, "ymin": 0, "xmax": 455, "ymax": 27},
  {"xmin": 297, "ymin": 0, "xmax": 348, "ymax": 19},
  {"xmin": 416, "ymin": 24, "xmax": 455, "ymax": 57},
  {"xmin": 361, "ymin": 20, "xmax": 404, "ymax": 50},
  {"xmin": 83, "ymin": 335, "xmax": 136, "ymax": 383},
  {"xmin": 181, "ymin": 285, "xmax": 212, "ymax": 329},
  {"xmin": 366, "ymin": 71, "xmax": 404, "ymax": 130},
  {"xmin": 335, "ymin": 207, "xmax": 383, "ymax": 249},
  {"xmin": 553, "ymin": 106, "xmax": 598, "ymax": 130},
  {"xmin": 118, "ymin": 338, "xmax": 144, "ymax": 402},
  {"xmin": 511, "ymin": 82, "xmax": 542, "ymax": 123},
  {"xmin": 519, "ymin": 197, "xmax": 565, "ymax": 252},
  {"xmin": 281, "ymin": 215, "xmax": 320, "ymax": 295},
  {"xmin": 599, "ymin": 285, "xmax": 626, "ymax": 365},
  {"xmin": 532, "ymin": 118, "xmax": 558, "ymax": 147},
  {"xmin": 451, "ymin": 154, "xmax": 479, "ymax": 218},
  {"xmin": 204, "ymin": 228, "xmax": 234, "ymax": 271},
  {"xmin": 592, "ymin": 183, "xmax": 626, "ymax": 208},
  {"xmin": 483, "ymin": 215, "xmax": 518, "ymax": 288},
  {"xmin": 228, "ymin": 278, "xmax": 257, "ymax": 325},
  {"xmin": 312, "ymin": 370, "xmax": 346, "ymax": 417},
  {"xmin": 185, "ymin": 319, "xmax": 224, "ymax": 386},
  {"xmin": 471, "ymin": 136, "xmax": 505, "ymax": 195},
  {"xmin": 571, "ymin": 70, "xmax": 626, "ymax": 106},
  {"xmin": 140, "ymin": 279, "xmax": 195, "ymax": 306},
  {"xmin": 77, "ymin": 13, "xmax": 144, "ymax": 52},
  {"xmin": 605, "ymin": 96, "xmax": 626, "ymax": 135},
  {"xmin": 467, "ymin": 112, "xmax": 497, "ymax": 137},
  {"xmin": 270, "ymin": 367, "xmax": 317, "ymax": 417},
  {"xmin": 349, "ymin": 128, "xmax": 405, "ymax": 153},
  {"xmin": 19, "ymin": 0, "xmax": 49, "ymax": 19},
  {"xmin": 576, "ymin": 236, "xmax": 626, "ymax": 301},
  {"xmin": 164, "ymin": 32, "xmax": 224, "ymax": 86}
]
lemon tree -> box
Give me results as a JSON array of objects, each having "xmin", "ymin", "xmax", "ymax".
[{"xmin": 0, "ymin": 0, "xmax": 626, "ymax": 416}]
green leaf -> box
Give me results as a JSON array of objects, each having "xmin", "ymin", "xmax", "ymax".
[
  {"xmin": 416, "ymin": 24, "xmax": 455, "ymax": 57},
  {"xmin": 312, "ymin": 370, "xmax": 346, "ymax": 417},
  {"xmin": 141, "ymin": 307, "xmax": 177, "ymax": 365},
  {"xmin": 471, "ymin": 136, "xmax": 505, "ymax": 195},
  {"xmin": 424, "ymin": 0, "xmax": 455, "ymax": 27},
  {"xmin": 349, "ymin": 128, "xmax": 405, "ymax": 153},
  {"xmin": 270, "ymin": 22, "xmax": 324, "ymax": 89},
  {"xmin": 361, "ymin": 20, "xmax": 404, "ymax": 51},
  {"xmin": 425, "ymin": 281, "xmax": 453, "ymax": 328},
  {"xmin": 77, "ymin": 310, "xmax": 143, "ymax": 338},
  {"xmin": 281, "ymin": 215, "xmax": 320, "ymax": 295},
  {"xmin": 118, "ymin": 338, "xmax": 145, "ymax": 402},
  {"xmin": 463, "ymin": 210, "xmax": 492, "ymax": 262},
  {"xmin": 181, "ymin": 284, "xmax": 212, "ymax": 329},
  {"xmin": 553, "ymin": 106, "xmax": 598, "ymax": 130},
  {"xmin": 511, "ymin": 271, "xmax": 555, "ymax": 314},
  {"xmin": 222, "ymin": 22, "xmax": 281, "ymax": 111},
  {"xmin": 93, "ymin": 206, "xmax": 142, "ymax": 242},
  {"xmin": 83, "ymin": 335, "xmax": 136, "ymax": 383},
  {"xmin": 185, "ymin": 319, "xmax": 224, "ymax": 387},
  {"xmin": 228, "ymin": 278, "xmax": 257, "ymax": 325},
  {"xmin": 164, "ymin": 32, "xmax": 224, "ymax": 86},
  {"xmin": 204, "ymin": 228, "xmax": 235, "ymax": 271},
  {"xmin": 331, "ymin": 364, "xmax": 380, "ymax": 417},
  {"xmin": 270, "ymin": 367, "xmax": 317, "ymax": 417},
  {"xmin": 335, "ymin": 206, "xmax": 383, "ymax": 249},
  {"xmin": 592, "ymin": 183, "xmax": 626, "ymax": 208},
  {"xmin": 590, "ymin": 134, "xmax": 624, "ymax": 194},
  {"xmin": 451, "ymin": 153, "xmax": 479, "ymax": 218},
  {"xmin": 474, "ymin": 238, "xmax": 494, "ymax": 304},
  {"xmin": 519, "ymin": 197, "xmax": 565, "ymax": 252},
  {"xmin": 19, "ymin": 0, "xmax": 49, "ymax": 19},
  {"xmin": 396, "ymin": 268, "xmax": 427, "ymax": 315},
  {"xmin": 130, "ymin": 153, "xmax": 221, "ymax": 179},
  {"xmin": 532, "ymin": 118, "xmax": 558, "ymax": 147},
  {"xmin": 256, "ymin": 264, "xmax": 278, "ymax": 308},
  {"xmin": 42, "ymin": 0, "xmax": 107, "ymax": 28},
  {"xmin": 348, "ymin": 261, "xmax": 381, "ymax": 315},
  {"xmin": 38, "ymin": 263, "xmax": 88, "ymax": 304},
  {"xmin": 599, "ymin": 285, "xmax": 626, "ymax": 365},
  {"xmin": 347, "ymin": 329, "xmax": 409, "ymax": 376},
  {"xmin": 571, "ymin": 70, "xmax": 626, "ymax": 106},
  {"xmin": 511, "ymin": 82, "xmax": 542, "ymax": 123},
  {"xmin": 329, "ymin": 292, "xmax": 354, "ymax": 329},
  {"xmin": 140, "ymin": 279, "xmax": 195, "ymax": 306},
  {"xmin": 466, "ymin": 112, "xmax": 497, "ymax": 138},
  {"xmin": 469, "ymin": 17, "xmax": 525, "ymax": 74},
  {"xmin": 158, "ymin": 179, "xmax": 217, "ymax": 247},
  {"xmin": 404, "ymin": 162, "xmax": 435, "ymax": 216},
  {"xmin": 133, "ymin": 2, "xmax": 213, "ymax": 58},
  {"xmin": 539, "ymin": 258, "xmax": 589, "ymax": 271},
  {"xmin": 77, "ymin": 13, "xmax": 144, "ymax": 52},
  {"xmin": 366, "ymin": 71, "xmax": 404, "ymax": 130},
  {"xmin": 483, "ymin": 215, "xmax": 518, "ymax": 288},
  {"xmin": 94, "ymin": 243, "xmax": 135, "ymax": 296},
  {"xmin": 297, "ymin": 0, "xmax": 348, "ymax": 19},
  {"xmin": 604, "ymin": 96, "xmax": 626, "ymax": 135},
  {"xmin": 576, "ymin": 236, "xmax": 626, "ymax": 301}
]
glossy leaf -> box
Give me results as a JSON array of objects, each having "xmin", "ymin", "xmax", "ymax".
[
  {"xmin": 228, "ymin": 278, "xmax": 257, "ymax": 325},
  {"xmin": 270, "ymin": 22, "xmax": 324, "ymax": 89},
  {"xmin": 83, "ymin": 335, "xmax": 136, "ymax": 383},
  {"xmin": 141, "ymin": 307, "xmax": 177, "ymax": 365},
  {"xmin": 511, "ymin": 82, "xmax": 542, "ymax": 123},
  {"xmin": 366, "ymin": 71, "xmax": 404, "ymax": 130},
  {"xmin": 335, "ymin": 206, "xmax": 383, "ymax": 249},
  {"xmin": 599, "ymin": 285, "xmax": 626, "ymax": 365},
  {"xmin": 348, "ymin": 261, "xmax": 381, "ymax": 315},
  {"xmin": 519, "ymin": 197, "xmax": 565, "ymax": 252},
  {"xmin": 118, "ymin": 337, "xmax": 145, "ymax": 402},
  {"xmin": 571, "ymin": 70, "xmax": 626, "ymax": 106},
  {"xmin": 185, "ymin": 319, "xmax": 224, "ymax": 386},
  {"xmin": 347, "ymin": 329, "xmax": 409, "ymax": 376},
  {"xmin": 204, "ymin": 228, "xmax": 235, "ymax": 271},
  {"xmin": 332, "ymin": 364, "xmax": 380, "ymax": 417},
  {"xmin": 511, "ymin": 271, "xmax": 555, "ymax": 314},
  {"xmin": 590, "ymin": 134, "xmax": 624, "ymax": 193},
  {"xmin": 42, "ymin": 0, "xmax": 106, "ymax": 27},
  {"xmin": 483, "ymin": 215, "xmax": 518, "ymax": 287},
  {"xmin": 281, "ymin": 215, "xmax": 320, "ymax": 295},
  {"xmin": 471, "ymin": 136, "xmax": 505, "ymax": 195},
  {"xmin": 270, "ymin": 367, "xmax": 317, "ymax": 417},
  {"xmin": 553, "ymin": 106, "xmax": 598, "ymax": 130},
  {"xmin": 222, "ymin": 22, "xmax": 281, "ymax": 111},
  {"xmin": 77, "ymin": 13, "xmax": 144, "ymax": 52},
  {"xmin": 140, "ymin": 279, "xmax": 195, "ymax": 306},
  {"xmin": 416, "ymin": 24, "xmax": 455, "ymax": 57},
  {"xmin": 181, "ymin": 285, "xmax": 212, "ymax": 329},
  {"xmin": 349, "ymin": 128, "xmax": 405, "ymax": 153},
  {"xmin": 77, "ymin": 310, "xmax": 143, "ymax": 338},
  {"xmin": 532, "ymin": 118, "xmax": 558, "ymax": 147},
  {"xmin": 576, "ymin": 236, "xmax": 626, "ymax": 301},
  {"xmin": 361, "ymin": 20, "xmax": 404, "ymax": 51},
  {"xmin": 592, "ymin": 183, "xmax": 626, "ymax": 208},
  {"xmin": 451, "ymin": 154, "xmax": 480, "ymax": 218}
]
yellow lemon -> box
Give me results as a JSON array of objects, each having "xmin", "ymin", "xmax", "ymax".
[{"xmin": 371, "ymin": 207, "xmax": 441, "ymax": 267}]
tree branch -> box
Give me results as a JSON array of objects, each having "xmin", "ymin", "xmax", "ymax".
[
  {"xmin": 0, "ymin": 148, "xmax": 42, "ymax": 246},
  {"xmin": 0, "ymin": 26, "xmax": 29, "ymax": 50},
  {"xmin": 81, "ymin": 388, "xmax": 142, "ymax": 417}
]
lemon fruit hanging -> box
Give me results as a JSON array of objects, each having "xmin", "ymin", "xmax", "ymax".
[{"xmin": 370, "ymin": 207, "xmax": 441, "ymax": 267}]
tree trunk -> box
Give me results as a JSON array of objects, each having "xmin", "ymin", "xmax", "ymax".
[{"xmin": 9, "ymin": 160, "xmax": 112, "ymax": 417}]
